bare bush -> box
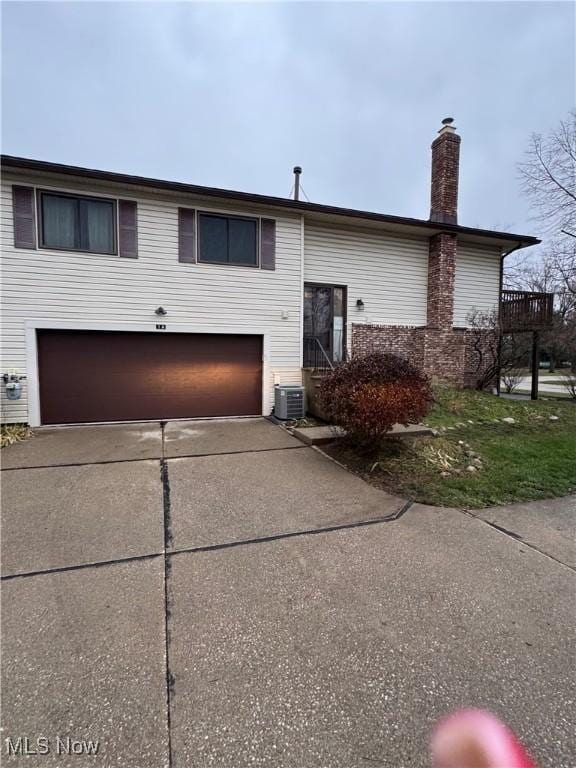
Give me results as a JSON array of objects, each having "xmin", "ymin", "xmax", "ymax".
[
  {"xmin": 466, "ymin": 309, "xmax": 529, "ymax": 391},
  {"xmin": 560, "ymin": 372, "xmax": 576, "ymax": 399},
  {"xmin": 502, "ymin": 369, "xmax": 524, "ymax": 394}
]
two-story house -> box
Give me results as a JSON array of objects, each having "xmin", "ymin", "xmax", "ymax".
[{"xmin": 1, "ymin": 119, "xmax": 538, "ymax": 426}]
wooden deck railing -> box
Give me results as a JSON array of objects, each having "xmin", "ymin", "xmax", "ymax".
[{"xmin": 500, "ymin": 290, "xmax": 554, "ymax": 332}]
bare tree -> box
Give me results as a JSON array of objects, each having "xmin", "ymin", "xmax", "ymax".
[
  {"xmin": 514, "ymin": 110, "xmax": 576, "ymax": 319},
  {"xmin": 505, "ymin": 247, "xmax": 576, "ymax": 371},
  {"xmin": 466, "ymin": 309, "xmax": 530, "ymax": 391},
  {"xmin": 503, "ymin": 112, "xmax": 576, "ymax": 374},
  {"xmin": 549, "ymin": 239, "xmax": 576, "ymax": 299},
  {"xmin": 518, "ymin": 110, "xmax": 576, "ymax": 238}
]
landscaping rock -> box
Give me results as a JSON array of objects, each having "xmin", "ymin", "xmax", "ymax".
[
  {"xmin": 466, "ymin": 465, "xmax": 478, "ymax": 472},
  {"xmin": 549, "ymin": 415, "xmax": 560, "ymax": 421},
  {"xmin": 502, "ymin": 417, "xmax": 516, "ymax": 424}
]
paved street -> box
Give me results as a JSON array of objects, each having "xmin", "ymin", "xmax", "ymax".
[
  {"xmin": 1, "ymin": 418, "xmax": 574, "ymax": 767},
  {"xmin": 502, "ymin": 374, "xmax": 572, "ymax": 396}
]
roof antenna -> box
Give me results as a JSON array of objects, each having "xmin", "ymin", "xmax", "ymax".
[{"xmin": 293, "ymin": 166, "xmax": 302, "ymax": 201}]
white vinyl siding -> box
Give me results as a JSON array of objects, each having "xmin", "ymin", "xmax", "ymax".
[
  {"xmin": 453, "ymin": 244, "xmax": 502, "ymax": 327},
  {"xmin": 304, "ymin": 221, "xmax": 429, "ymax": 350},
  {"xmin": 1, "ymin": 174, "xmax": 303, "ymax": 423}
]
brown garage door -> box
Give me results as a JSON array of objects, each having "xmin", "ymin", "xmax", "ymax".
[{"xmin": 37, "ymin": 330, "xmax": 263, "ymax": 424}]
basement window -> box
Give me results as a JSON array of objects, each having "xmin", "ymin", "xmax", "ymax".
[
  {"xmin": 38, "ymin": 191, "xmax": 117, "ymax": 255},
  {"xmin": 198, "ymin": 212, "xmax": 258, "ymax": 266}
]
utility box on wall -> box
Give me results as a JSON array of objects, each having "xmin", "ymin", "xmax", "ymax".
[{"xmin": 274, "ymin": 385, "xmax": 306, "ymax": 420}]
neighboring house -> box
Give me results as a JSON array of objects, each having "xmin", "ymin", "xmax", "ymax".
[{"xmin": 0, "ymin": 120, "xmax": 539, "ymax": 426}]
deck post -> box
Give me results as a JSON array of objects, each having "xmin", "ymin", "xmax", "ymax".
[{"xmin": 531, "ymin": 331, "xmax": 540, "ymax": 401}]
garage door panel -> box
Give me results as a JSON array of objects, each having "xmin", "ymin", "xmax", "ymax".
[{"xmin": 37, "ymin": 331, "xmax": 262, "ymax": 424}]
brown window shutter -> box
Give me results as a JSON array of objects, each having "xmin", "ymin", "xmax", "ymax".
[
  {"xmin": 178, "ymin": 208, "xmax": 196, "ymax": 263},
  {"xmin": 118, "ymin": 200, "xmax": 138, "ymax": 258},
  {"xmin": 260, "ymin": 218, "xmax": 276, "ymax": 270},
  {"xmin": 12, "ymin": 186, "xmax": 36, "ymax": 249}
]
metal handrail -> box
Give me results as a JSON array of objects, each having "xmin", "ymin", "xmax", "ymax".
[
  {"xmin": 303, "ymin": 336, "xmax": 336, "ymax": 372},
  {"xmin": 315, "ymin": 338, "xmax": 334, "ymax": 370}
]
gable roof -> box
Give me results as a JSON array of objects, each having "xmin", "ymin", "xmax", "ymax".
[{"xmin": 1, "ymin": 155, "xmax": 540, "ymax": 252}]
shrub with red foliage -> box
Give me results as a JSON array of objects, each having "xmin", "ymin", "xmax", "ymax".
[{"xmin": 319, "ymin": 352, "xmax": 433, "ymax": 451}]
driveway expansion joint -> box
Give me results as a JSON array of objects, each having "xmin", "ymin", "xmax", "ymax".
[
  {"xmin": 0, "ymin": 456, "xmax": 163, "ymax": 471},
  {"xmin": 168, "ymin": 502, "xmax": 414, "ymax": 558},
  {"xmin": 160, "ymin": 423, "xmax": 174, "ymax": 768},
  {"xmin": 0, "ymin": 444, "xmax": 307, "ymax": 472},
  {"xmin": 0, "ymin": 551, "xmax": 164, "ymax": 582},
  {"xmin": 460, "ymin": 508, "xmax": 576, "ymax": 573},
  {"xmin": 164, "ymin": 444, "xmax": 307, "ymax": 461},
  {"xmin": 2, "ymin": 502, "xmax": 416, "ymax": 583}
]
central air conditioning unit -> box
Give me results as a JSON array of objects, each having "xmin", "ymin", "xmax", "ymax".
[{"xmin": 274, "ymin": 385, "xmax": 306, "ymax": 420}]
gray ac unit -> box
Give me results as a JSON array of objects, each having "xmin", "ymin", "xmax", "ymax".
[{"xmin": 274, "ymin": 385, "xmax": 306, "ymax": 420}]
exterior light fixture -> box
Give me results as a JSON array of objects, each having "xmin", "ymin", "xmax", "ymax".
[
  {"xmin": 155, "ymin": 307, "xmax": 167, "ymax": 316},
  {"xmin": 356, "ymin": 299, "xmax": 365, "ymax": 310}
]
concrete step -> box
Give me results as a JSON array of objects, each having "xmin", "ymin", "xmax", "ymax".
[{"xmin": 292, "ymin": 423, "xmax": 436, "ymax": 446}]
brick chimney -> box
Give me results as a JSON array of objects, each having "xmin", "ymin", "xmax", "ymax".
[
  {"xmin": 430, "ymin": 117, "xmax": 461, "ymax": 225},
  {"xmin": 424, "ymin": 118, "xmax": 460, "ymax": 377}
]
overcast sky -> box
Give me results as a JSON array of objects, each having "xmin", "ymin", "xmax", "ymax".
[{"xmin": 2, "ymin": 1, "xmax": 574, "ymax": 241}]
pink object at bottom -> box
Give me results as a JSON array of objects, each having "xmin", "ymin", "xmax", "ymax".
[{"xmin": 431, "ymin": 709, "xmax": 537, "ymax": 768}]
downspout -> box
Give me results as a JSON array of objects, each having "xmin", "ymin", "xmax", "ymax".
[{"xmin": 299, "ymin": 214, "xmax": 305, "ymax": 370}]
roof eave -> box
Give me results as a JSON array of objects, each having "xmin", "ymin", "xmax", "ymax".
[{"xmin": 0, "ymin": 155, "xmax": 540, "ymax": 250}]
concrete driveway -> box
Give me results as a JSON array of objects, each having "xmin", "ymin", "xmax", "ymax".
[{"xmin": 1, "ymin": 418, "xmax": 574, "ymax": 767}]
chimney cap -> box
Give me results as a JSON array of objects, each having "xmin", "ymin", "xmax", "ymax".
[{"xmin": 437, "ymin": 117, "xmax": 457, "ymax": 136}]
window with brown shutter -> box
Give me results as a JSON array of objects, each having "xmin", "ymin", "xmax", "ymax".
[
  {"xmin": 260, "ymin": 218, "xmax": 276, "ymax": 270},
  {"xmin": 198, "ymin": 212, "xmax": 258, "ymax": 267},
  {"xmin": 184, "ymin": 211, "xmax": 276, "ymax": 269},
  {"xmin": 118, "ymin": 199, "xmax": 138, "ymax": 258},
  {"xmin": 178, "ymin": 208, "xmax": 196, "ymax": 263},
  {"xmin": 37, "ymin": 190, "xmax": 117, "ymax": 255},
  {"xmin": 12, "ymin": 186, "xmax": 37, "ymax": 249}
]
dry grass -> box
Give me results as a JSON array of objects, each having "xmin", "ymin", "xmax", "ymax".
[{"xmin": 1, "ymin": 423, "xmax": 32, "ymax": 448}]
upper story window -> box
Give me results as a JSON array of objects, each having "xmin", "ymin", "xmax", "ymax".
[
  {"xmin": 198, "ymin": 212, "xmax": 258, "ymax": 266},
  {"xmin": 38, "ymin": 191, "xmax": 117, "ymax": 255}
]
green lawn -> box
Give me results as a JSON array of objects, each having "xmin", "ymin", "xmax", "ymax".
[{"xmin": 324, "ymin": 387, "xmax": 576, "ymax": 508}]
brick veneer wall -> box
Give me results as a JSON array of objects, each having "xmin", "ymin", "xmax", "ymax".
[
  {"xmin": 351, "ymin": 324, "xmax": 493, "ymax": 389},
  {"xmin": 352, "ymin": 324, "xmax": 425, "ymax": 370}
]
